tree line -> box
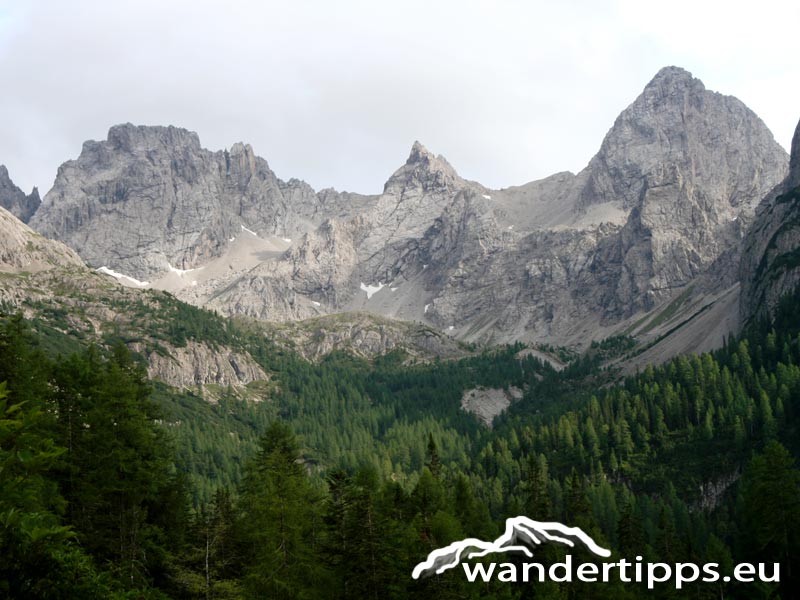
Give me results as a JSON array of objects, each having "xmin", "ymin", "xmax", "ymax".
[{"xmin": 2, "ymin": 286, "xmax": 800, "ymax": 597}]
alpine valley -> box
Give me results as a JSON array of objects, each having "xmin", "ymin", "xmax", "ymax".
[{"xmin": 2, "ymin": 67, "xmax": 800, "ymax": 599}]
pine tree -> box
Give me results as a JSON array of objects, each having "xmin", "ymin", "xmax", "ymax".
[
  {"xmin": 51, "ymin": 344, "xmax": 183, "ymax": 587},
  {"xmin": 616, "ymin": 499, "xmax": 644, "ymax": 557},
  {"xmin": 741, "ymin": 441, "xmax": 800, "ymax": 595},
  {"xmin": 238, "ymin": 421, "xmax": 326, "ymax": 599},
  {"xmin": 524, "ymin": 454, "xmax": 552, "ymax": 520},
  {"xmin": 0, "ymin": 382, "xmax": 108, "ymax": 598},
  {"xmin": 426, "ymin": 433, "xmax": 441, "ymax": 478}
]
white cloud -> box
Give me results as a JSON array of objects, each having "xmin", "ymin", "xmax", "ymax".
[{"xmin": 0, "ymin": 0, "xmax": 796, "ymax": 196}]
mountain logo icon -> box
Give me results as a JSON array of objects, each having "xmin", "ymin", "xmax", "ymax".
[{"xmin": 412, "ymin": 516, "xmax": 612, "ymax": 579}]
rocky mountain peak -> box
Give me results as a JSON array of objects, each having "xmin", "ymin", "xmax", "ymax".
[
  {"xmin": 229, "ymin": 141, "xmax": 255, "ymax": 157},
  {"xmin": 226, "ymin": 141, "xmax": 266, "ymax": 181},
  {"xmin": 30, "ymin": 125, "xmax": 327, "ymax": 280},
  {"xmin": 408, "ymin": 140, "xmax": 436, "ymax": 163},
  {"xmin": 106, "ymin": 123, "xmax": 202, "ymax": 153},
  {"xmin": 644, "ymin": 65, "xmax": 701, "ymax": 92},
  {"xmin": 384, "ymin": 141, "xmax": 461, "ymax": 193},
  {"xmin": 629, "ymin": 66, "xmax": 709, "ymax": 124},
  {"xmin": 579, "ymin": 65, "xmax": 786, "ymax": 212},
  {"xmin": 565, "ymin": 66, "xmax": 788, "ymax": 320},
  {"xmin": 0, "ymin": 165, "xmax": 41, "ymax": 223}
]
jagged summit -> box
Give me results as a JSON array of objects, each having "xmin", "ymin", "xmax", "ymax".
[
  {"xmin": 229, "ymin": 141, "xmax": 256, "ymax": 156},
  {"xmin": 0, "ymin": 165, "xmax": 41, "ymax": 223},
  {"xmin": 26, "ymin": 67, "xmax": 791, "ymax": 351},
  {"xmin": 579, "ymin": 65, "xmax": 786, "ymax": 212},
  {"xmin": 404, "ymin": 140, "xmax": 456, "ymax": 173},
  {"xmin": 408, "ymin": 140, "xmax": 436, "ymax": 163},
  {"xmin": 631, "ymin": 65, "xmax": 709, "ymax": 117},
  {"xmin": 645, "ymin": 65, "xmax": 700, "ymax": 89},
  {"xmin": 30, "ymin": 124, "xmax": 325, "ymax": 279},
  {"xmin": 384, "ymin": 141, "xmax": 461, "ymax": 193}
]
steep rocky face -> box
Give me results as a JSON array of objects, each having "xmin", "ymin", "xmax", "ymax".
[
  {"xmin": 790, "ymin": 118, "xmax": 800, "ymax": 190},
  {"xmin": 337, "ymin": 67, "xmax": 784, "ymax": 341},
  {"xmin": 740, "ymin": 118, "xmax": 800, "ymax": 321},
  {"xmin": 576, "ymin": 67, "xmax": 787, "ymax": 316},
  {"xmin": 185, "ymin": 142, "xmax": 487, "ymax": 323},
  {"xmin": 579, "ymin": 67, "xmax": 783, "ymax": 214},
  {"xmin": 0, "ymin": 166, "xmax": 40, "ymax": 223},
  {"xmin": 30, "ymin": 67, "xmax": 789, "ymax": 349},
  {"xmin": 29, "ymin": 124, "xmax": 339, "ymax": 279}
]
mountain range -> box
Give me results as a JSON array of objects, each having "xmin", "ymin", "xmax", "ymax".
[
  {"xmin": 3, "ymin": 66, "xmax": 798, "ymax": 366},
  {"xmin": 4, "ymin": 62, "xmax": 800, "ymax": 600}
]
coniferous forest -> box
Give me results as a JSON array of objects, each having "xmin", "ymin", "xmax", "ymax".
[{"xmin": 2, "ymin": 284, "xmax": 800, "ymax": 599}]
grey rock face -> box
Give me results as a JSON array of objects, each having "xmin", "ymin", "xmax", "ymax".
[
  {"xmin": 579, "ymin": 67, "xmax": 782, "ymax": 213},
  {"xmin": 740, "ymin": 118, "xmax": 800, "ymax": 321},
  {"xmin": 0, "ymin": 166, "xmax": 40, "ymax": 223},
  {"xmin": 461, "ymin": 386, "xmax": 523, "ymax": 428},
  {"xmin": 790, "ymin": 118, "xmax": 800, "ymax": 190},
  {"xmin": 30, "ymin": 68, "xmax": 790, "ymax": 348},
  {"xmin": 144, "ymin": 341, "xmax": 267, "ymax": 388},
  {"xmin": 575, "ymin": 66, "xmax": 787, "ymax": 316},
  {"xmin": 30, "ymin": 124, "xmax": 343, "ymax": 279}
]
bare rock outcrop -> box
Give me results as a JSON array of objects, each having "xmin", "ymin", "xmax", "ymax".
[
  {"xmin": 461, "ymin": 386, "xmax": 523, "ymax": 427},
  {"xmin": 740, "ymin": 118, "xmax": 800, "ymax": 321},
  {"xmin": 29, "ymin": 125, "xmax": 339, "ymax": 280},
  {"xmin": 0, "ymin": 166, "xmax": 40, "ymax": 223},
  {"xmin": 145, "ymin": 341, "xmax": 268, "ymax": 388}
]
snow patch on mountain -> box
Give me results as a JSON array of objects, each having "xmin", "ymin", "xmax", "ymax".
[
  {"xmin": 96, "ymin": 266, "xmax": 149, "ymax": 287},
  {"xmin": 360, "ymin": 282, "xmax": 385, "ymax": 299}
]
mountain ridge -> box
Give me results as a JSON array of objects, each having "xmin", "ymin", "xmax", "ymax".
[{"xmin": 25, "ymin": 67, "xmax": 791, "ymax": 352}]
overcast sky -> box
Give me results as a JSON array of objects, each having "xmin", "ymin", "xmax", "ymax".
[{"xmin": 0, "ymin": 0, "xmax": 797, "ymax": 195}]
